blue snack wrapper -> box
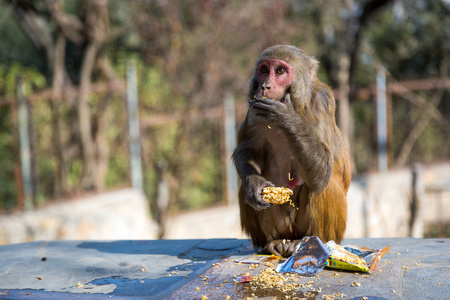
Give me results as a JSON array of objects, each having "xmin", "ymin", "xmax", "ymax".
[{"xmin": 276, "ymin": 236, "xmax": 330, "ymax": 276}]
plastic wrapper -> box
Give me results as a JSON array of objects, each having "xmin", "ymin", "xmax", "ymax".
[
  {"xmin": 235, "ymin": 254, "xmax": 281, "ymax": 264},
  {"xmin": 325, "ymin": 241, "xmax": 390, "ymax": 272},
  {"xmin": 276, "ymin": 236, "xmax": 330, "ymax": 276},
  {"xmin": 238, "ymin": 274, "xmax": 253, "ymax": 283}
]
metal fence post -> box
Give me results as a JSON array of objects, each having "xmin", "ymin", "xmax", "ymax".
[
  {"xmin": 224, "ymin": 95, "xmax": 238, "ymax": 205},
  {"xmin": 17, "ymin": 77, "xmax": 34, "ymax": 211},
  {"xmin": 376, "ymin": 67, "xmax": 388, "ymax": 172},
  {"xmin": 127, "ymin": 60, "xmax": 143, "ymax": 193}
]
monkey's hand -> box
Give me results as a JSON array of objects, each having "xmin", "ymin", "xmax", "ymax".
[
  {"xmin": 249, "ymin": 93, "xmax": 297, "ymax": 126},
  {"xmin": 244, "ymin": 174, "xmax": 274, "ymax": 210},
  {"xmin": 263, "ymin": 239, "xmax": 301, "ymax": 257}
]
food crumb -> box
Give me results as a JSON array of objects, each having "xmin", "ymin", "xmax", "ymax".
[
  {"xmin": 351, "ymin": 281, "xmax": 361, "ymax": 287},
  {"xmin": 195, "ymin": 287, "xmax": 200, "ymax": 291},
  {"xmin": 322, "ymin": 292, "xmax": 347, "ymax": 299},
  {"xmin": 76, "ymin": 282, "xmax": 83, "ymax": 288},
  {"xmin": 201, "ymin": 295, "xmax": 208, "ymax": 300}
]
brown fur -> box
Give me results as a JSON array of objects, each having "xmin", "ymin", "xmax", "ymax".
[{"xmin": 233, "ymin": 45, "xmax": 351, "ymax": 256}]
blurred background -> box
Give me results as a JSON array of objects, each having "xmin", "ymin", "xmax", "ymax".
[{"xmin": 0, "ymin": 0, "xmax": 449, "ymax": 245}]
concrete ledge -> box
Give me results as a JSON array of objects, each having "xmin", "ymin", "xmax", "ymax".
[{"xmin": 0, "ymin": 238, "xmax": 448, "ymax": 299}]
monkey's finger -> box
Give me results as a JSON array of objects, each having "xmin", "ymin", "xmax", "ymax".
[
  {"xmin": 287, "ymin": 240, "xmax": 301, "ymax": 256},
  {"xmin": 252, "ymin": 108, "xmax": 272, "ymax": 119},
  {"xmin": 271, "ymin": 248, "xmax": 283, "ymax": 257},
  {"xmin": 253, "ymin": 99, "xmax": 288, "ymax": 114},
  {"xmin": 251, "ymin": 97, "xmax": 277, "ymax": 106},
  {"xmin": 251, "ymin": 102, "xmax": 278, "ymax": 113},
  {"xmin": 263, "ymin": 241, "xmax": 283, "ymax": 257},
  {"xmin": 255, "ymin": 202, "xmax": 271, "ymax": 211},
  {"xmin": 246, "ymin": 194, "xmax": 271, "ymax": 210}
]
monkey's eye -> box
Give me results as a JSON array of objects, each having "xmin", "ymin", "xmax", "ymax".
[
  {"xmin": 260, "ymin": 65, "xmax": 269, "ymax": 73},
  {"xmin": 276, "ymin": 67, "xmax": 286, "ymax": 74}
]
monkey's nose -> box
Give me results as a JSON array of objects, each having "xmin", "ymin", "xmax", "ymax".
[{"xmin": 262, "ymin": 83, "xmax": 271, "ymax": 90}]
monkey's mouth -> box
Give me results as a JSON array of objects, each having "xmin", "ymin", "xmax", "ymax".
[{"xmin": 255, "ymin": 91, "xmax": 278, "ymax": 101}]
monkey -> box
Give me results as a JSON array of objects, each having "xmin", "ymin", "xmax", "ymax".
[{"xmin": 232, "ymin": 45, "xmax": 351, "ymax": 257}]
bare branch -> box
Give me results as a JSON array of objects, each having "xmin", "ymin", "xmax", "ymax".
[{"xmin": 44, "ymin": 0, "xmax": 85, "ymax": 44}]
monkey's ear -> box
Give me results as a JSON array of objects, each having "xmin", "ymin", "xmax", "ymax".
[{"xmin": 309, "ymin": 57, "xmax": 319, "ymax": 81}]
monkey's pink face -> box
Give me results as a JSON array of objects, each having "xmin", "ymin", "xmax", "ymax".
[{"xmin": 255, "ymin": 59, "xmax": 295, "ymax": 101}]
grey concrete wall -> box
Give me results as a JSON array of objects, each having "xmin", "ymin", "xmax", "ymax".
[
  {"xmin": 1, "ymin": 163, "xmax": 448, "ymax": 245},
  {"xmin": 345, "ymin": 162, "xmax": 450, "ymax": 238},
  {"xmin": 166, "ymin": 162, "xmax": 450, "ymax": 240},
  {"xmin": 0, "ymin": 188, "xmax": 158, "ymax": 245}
]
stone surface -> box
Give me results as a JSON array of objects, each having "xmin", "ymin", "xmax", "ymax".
[{"xmin": 0, "ymin": 238, "xmax": 448, "ymax": 299}]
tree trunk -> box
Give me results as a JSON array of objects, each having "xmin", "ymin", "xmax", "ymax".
[
  {"xmin": 78, "ymin": 0, "xmax": 109, "ymax": 190},
  {"xmin": 50, "ymin": 32, "xmax": 69, "ymax": 196},
  {"xmin": 78, "ymin": 42, "xmax": 98, "ymax": 190}
]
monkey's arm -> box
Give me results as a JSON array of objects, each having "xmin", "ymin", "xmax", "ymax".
[
  {"xmin": 232, "ymin": 122, "xmax": 274, "ymax": 210},
  {"xmin": 249, "ymin": 94, "xmax": 334, "ymax": 194}
]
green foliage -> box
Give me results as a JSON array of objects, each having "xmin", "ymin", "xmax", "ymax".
[
  {"xmin": 172, "ymin": 120, "xmax": 223, "ymax": 211},
  {"xmin": 0, "ymin": 4, "xmax": 44, "ymax": 71},
  {"xmin": 367, "ymin": 1, "xmax": 450, "ymax": 79}
]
